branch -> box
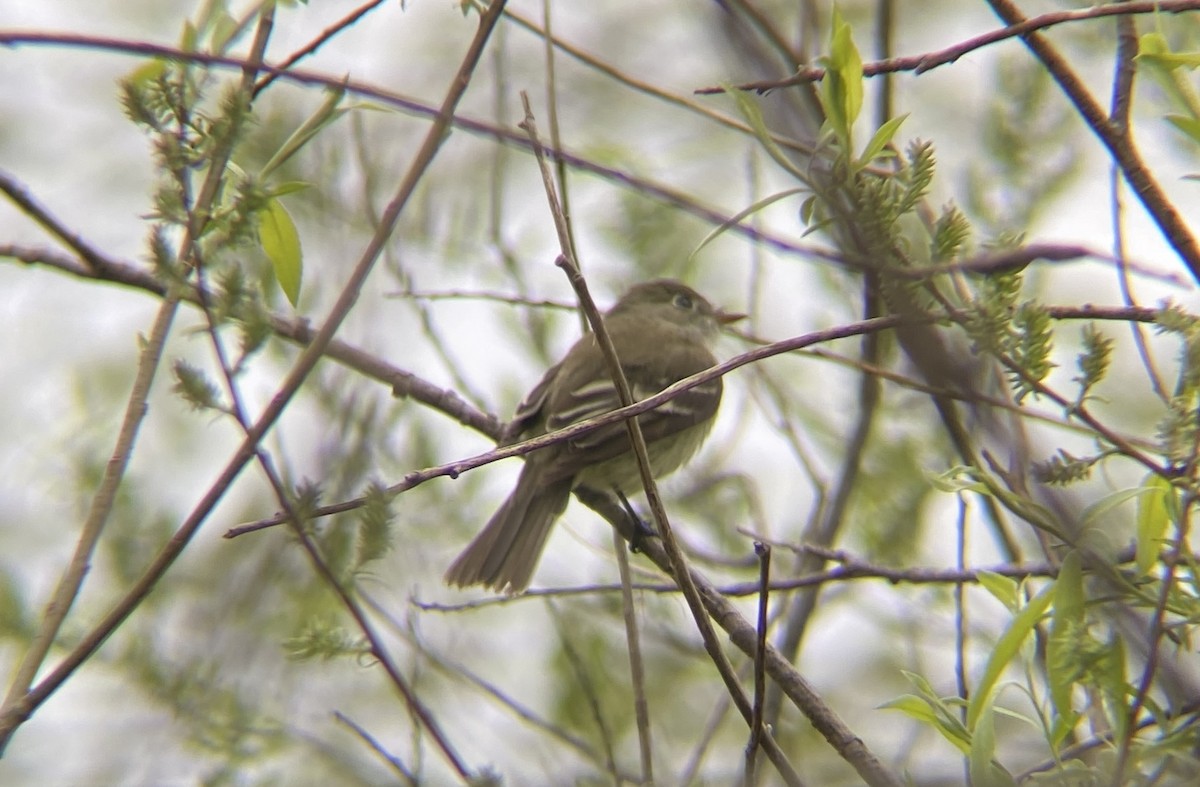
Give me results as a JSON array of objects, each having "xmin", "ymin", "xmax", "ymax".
[
  {"xmin": 696, "ymin": 1, "xmax": 1200, "ymax": 93},
  {"xmin": 985, "ymin": 0, "xmax": 1200, "ymax": 284}
]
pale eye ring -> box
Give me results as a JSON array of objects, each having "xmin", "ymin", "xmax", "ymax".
[{"xmin": 673, "ymin": 293, "xmax": 694, "ymax": 310}]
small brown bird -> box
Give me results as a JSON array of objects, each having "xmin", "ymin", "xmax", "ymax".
[{"xmin": 445, "ymin": 279, "xmax": 742, "ymax": 593}]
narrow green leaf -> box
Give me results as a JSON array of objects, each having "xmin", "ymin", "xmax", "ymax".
[
  {"xmin": 1047, "ymin": 551, "xmax": 1083, "ymax": 723},
  {"xmin": 259, "ymin": 198, "xmax": 303, "ymax": 307},
  {"xmin": 880, "ymin": 694, "xmax": 939, "ymax": 725},
  {"xmin": 967, "ymin": 582, "xmax": 1055, "ymax": 730},
  {"xmin": 1136, "ymin": 474, "xmax": 1173, "ymax": 576},
  {"xmin": 881, "ymin": 680, "xmax": 972, "ymax": 755},
  {"xmin": 977, "ymin": 570, "xmax": 1020, "ymax": 614},
  {"xmin": 209, "ymin": 10, "xmax": 240, "ymax": 54},
  {"xmin": 269, "ymin": 181, "xmax": 312, "ymax": 198},
  {"xmin": 969, "ymin": 703, "xmax": 1016, "ymax": 787},
  {"xmin": 261, "ymin": 85, "xmax": 349, "ymax": 180},
  {"xmin": 1079, "ymin": 485, "xmax": 1159, "ymax": 528},
  {"xmin": 821, "ymin": 7, "xmax": 863, "ymax": 150},
  {"xmin": 856, "ymin": 114, "xmax": 908, "ymax": 170},
  {"xmin": 1097, "ymin": 635, "xmax": 1129, "ymax": 742},
  {"xmin": 1168, "ymin": 114, "xmax": 1200, "ymax": 145},
  {"xmin": 726, "ymin": 85, "xmax": 811, "ymax": 182},
  {"xmin": 180, "ymin": 20, "xmax": 198, "ymax": 52},
  {"xmin": 690, "ymin": 188, "xmax": 806, "ymax": 259},
  {"xmin": 1140, "ymin": 50, "xmax": 1200, "ymax": 70},
  {"xmin": 929, "ymin": 466, "xmax": 990, "ymax": 494}
]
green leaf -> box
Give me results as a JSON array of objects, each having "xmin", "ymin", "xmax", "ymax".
[
  {"xmin": 180, "ymin": 20, "xmax": 198, "ymax": 53},
  {"xmin": 1168, "ymin": 114, "xmax": 1200, "ymax": 144},
  {"xmin": 1139, "ymin": 50, "xmax": 1200, "ymax": 71},
  {"xmin": 726, "ymin": 85, "xmax": 811, "ymax": 182},
  {"xmin": 820, "ymin": 7, "xmax": 864, "ymax": 151},
  {"xmin": 269, "ymin": 181, "xmax": 312, "ymax": 198},
  {"xmin": 969, "ymin": 703, "xmax": 1016, "ymax": 787},
  {"xmin": 1079, "ymin": 485, "xmax": 1158, "ymax": 528},
  {"xmin": 1047, "ymin": 551, "xmax": 1084, "ymax": 724},
  {"xmin": 1136, "ymin": 474, "xmax": 1174, "ymax": 576},
  {"xmin": 209, "ymin": 9, "xmax": 240, "ymax": 54},
  {"xmin": 967, "ymin": 582, "xmax": 1055, "ymax": 730},
  {"xmin": 929, "ymin": 465, "xmax": 990, "ymax": 495},
  {"xmin": 880, "ymin": 694, "xmax": 939, "ymax": 725},
  {"xmin": 690, "ymin": 188, "xmax": 806, "ymax": 259},
  {"xmin": 261, "ymin": 85, "xmax": 349, "ymax": 181},
  {"xmin": 1096, "ymin": 635, "xmax": 1129, "ymax": 742},
  {"xmin": 856, "ymin": 114, "xmax": 908, "ymax": 170},
  {"xmin": 881, "ymin": 672, "xmax": 973, "ymax": 754},
  {"xmin": 126, "ymin": 59, "xmax": 168, "ymax": 90},
  {"xmin": 258, "ymin": 198, "xmax": 303, "ymax": 307},
  {"xmin": 977, "ymin": 570, "xmax": 1020, "ymax": 614}
]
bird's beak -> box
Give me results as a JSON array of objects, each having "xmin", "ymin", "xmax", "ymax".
[{"xmin": 716, "ymin": 309, "xmax": 747, "ymax": 325}]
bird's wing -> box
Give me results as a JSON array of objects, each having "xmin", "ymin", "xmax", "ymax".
[{"xmin": 543, "ymin": 358, "xmax": 722, "ymax": 478}]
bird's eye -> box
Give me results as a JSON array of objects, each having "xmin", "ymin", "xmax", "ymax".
[{"xmin": 673, "ymin": 293, "xmax": 694, "ymax": 310}]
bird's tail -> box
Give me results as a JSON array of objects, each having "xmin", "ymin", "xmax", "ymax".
[{"xmin": 444, "ymin": 465, "xmax": 573, "ymax": 593}]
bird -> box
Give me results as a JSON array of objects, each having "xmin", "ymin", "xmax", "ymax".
[{"xmin": 445, "ymin": 279, "xmax": 742, "ymax": 593}]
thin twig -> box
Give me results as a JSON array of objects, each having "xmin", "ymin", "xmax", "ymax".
[
  {"xmin": 0, "ymin": 31, "xmax": 824, "ymax": 261},
  {"xmin": 985, "ymin": 0, "xmax": 1200, "ymax": 283},
  {"xmin": 333, "ymin": 711, "xmax": 417, "ymax": 786},
  {"xmin": 696, "ymin": 1, "xmax": 1200, "ymax": 93},
  {"xmin": 613, "ymin": 521, "xmax": 654, "ymax": 785},
  {"xmin": 226, "ymin": 315, "xmax": 905, "ymax": 539},
  {"xmin": 253, "ymin": 0, "xmax": 389, "ymax": 96},
  {"xmin": 745, "ymin": 542, "xmax": 771, "ymax": 786}
]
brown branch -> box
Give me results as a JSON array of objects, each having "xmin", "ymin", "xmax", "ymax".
[
  {"xmin": 696, "ymin": 0, "xmax": 1200, "ymax": 94},
  {"xmin": 223, "ymin": 314, "xmax": 908, "ymax": 538},
  {"xmin": 1, "ymin": 241, "xmax": 502, "ymax": 439},
  {"xmin": 0, "ymin": 31, "xmax": 823, "ymax": 262},
  {"xmin": 984, "ymin": 0, "xmax": 1200, "ymax": 284},
  {"xmin": 252, "ymin": 0, "xmax": 389, "ymax": 96}
]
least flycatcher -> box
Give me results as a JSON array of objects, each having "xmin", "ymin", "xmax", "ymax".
[{"xmin": 445, "ymin": 279, "xmax": 743, "ymax": 593}]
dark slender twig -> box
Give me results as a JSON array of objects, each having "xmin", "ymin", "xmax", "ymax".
[
  {"xmin": 501, "ymin": 6, "xmax": 816, "ymax": 156},
  {"xmin": 224, "ymin": 313, "xmax": 908, "ymax": 537},
  {"xmin": 1108, "ymin": 10, "xmax": 1170, "ymax": 403},
  {"xmin": 334, "ymin": 711, "xmax": 417, "ymax": 786},
  {"xmin": 695, "ymin": 0, "xmax": 1200, "ymax": 94},
  {"xmin": 953, "ymin": 496, "xmax": 970, "ymax": 787},
  {"xmin": 612, "ymin": 505, "xmax": 654, "ymax": 785},
  {"xmin": 985, "ymin": 0, "xmax": 1200, "ymax": 283},
  {"xmin": 546, "ymin": 602, "xmax": 621, "ymax": 783},
  {"xmin": 745, "ymin": 542, "xmax": 772, "ymax": 786},
  {"xmin": 253, "ymin": 0, "xmax": 389, "ymax": 96},
  {"xmin": 0, "ymin": 30, "xmax": 823, "ymax": 262}
]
